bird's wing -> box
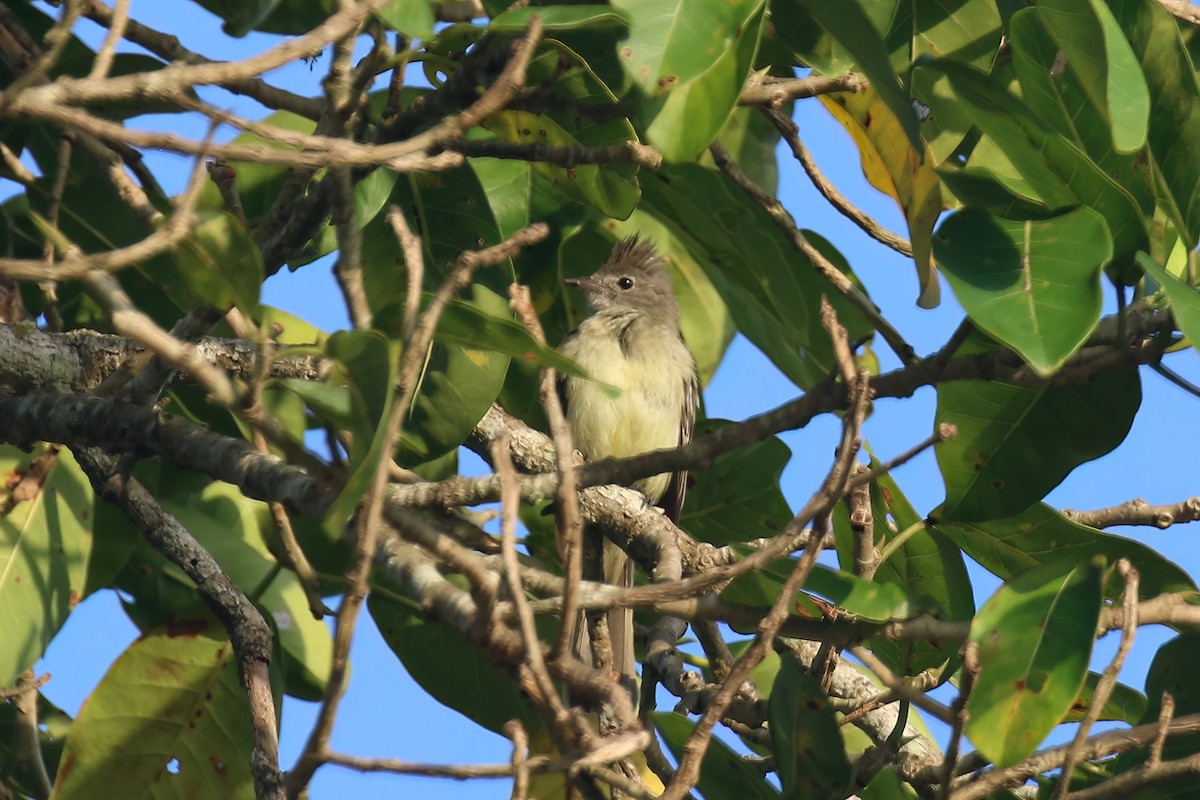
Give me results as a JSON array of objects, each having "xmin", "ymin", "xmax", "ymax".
[{"xmin": 661, "ymin": 367, "xmax": 699, "ymax": 525}]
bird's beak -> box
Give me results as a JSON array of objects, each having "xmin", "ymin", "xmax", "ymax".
[{"xmin": 565, "ymin": 275, "xmax": 602, "ymax": 293}]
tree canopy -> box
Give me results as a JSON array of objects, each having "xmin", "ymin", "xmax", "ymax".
[{"xmin": 1, "ymin": 0, "xmax": 1200, "ymax": 798}]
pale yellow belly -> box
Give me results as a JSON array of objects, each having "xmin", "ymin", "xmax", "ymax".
[{"xmin": 561, "ymin": 326, "xmax": 683, "ymax": 503}]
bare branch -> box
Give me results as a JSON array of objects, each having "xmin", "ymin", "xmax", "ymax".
[
  {"xmin": 739, "ymin": 71, "xmax": 865, "ymax": 107},
  {"xmin": 1063, "ymin": 497, "xmax": 1200, "ymax": 529},
  {"xmin": 74, "ymin": 447, "xmax": 283, "ymax": 800}
]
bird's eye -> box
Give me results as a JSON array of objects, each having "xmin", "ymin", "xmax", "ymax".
[{"xmin": 617, "ymin": 276, "xmax": 635, "ymax": 290}]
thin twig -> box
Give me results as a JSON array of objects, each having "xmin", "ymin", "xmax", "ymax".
[
  {"xmin": 324, "ymin": 750, "xmax": 556, "ymax": 777},
  {"xmin": 708, "ymin": 140, "xmax": 916, "ymax": 365},
  {"xmin": 493, "ymin": 432, "xmax": 575, "ymax": 729},
  {"xmin": 1149, "ymin": 693, "xmax": 1176, "ymax": 769},
  {"xmin": 10, "ymin": 670, "xmax": 51, "ymax": 800},
  {"xmin": 385, "ymin": 204, "xmax": 424, "ymax": 343},
  {"xmin": 850, "ymin": 646, "xmax": 955, "ymax": 725},
  {"xmin": 1056, "ymin": 561, "xmax": 1139, "ymax": 798},
  {"xmin": 87, "ymin": 0, "xmax": 129, "ymax": 80},
  {"xmin": 505, "ymin": 721, "xmax": 531, "ymax": 800},
  {"xmin": 763, "ymin": 107, "xmax": 913, "ymax": 257},
  {"xmin": 845, "ymin": 423, "xmax": 958, "ymax": 492},
  {"xmin": 330, "ymin": 167, "xmax": 372, "ymax": 328},
  {"xmin": 75, "ymin": 447, "xmax": 284, "ymax": 800},
  {"xmin": 508, "ymin": 283, "xmax": 585, "ymax": 662},
  {"xmin": 661, "ymin": 299, "xmax": 869, "ymax": 800},
  {"xmin": 937, "ymin": 643, "xmax": 979, "ymax": 800}
]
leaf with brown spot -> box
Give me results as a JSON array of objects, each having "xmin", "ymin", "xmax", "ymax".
[{"xmin": 52, "ymin": 609, "xmax": 277, "ymax": 800}]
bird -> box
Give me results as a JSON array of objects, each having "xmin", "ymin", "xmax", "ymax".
[{"xmin": 557, "ymin": 235, "xmax": 699, "ymax": 687}]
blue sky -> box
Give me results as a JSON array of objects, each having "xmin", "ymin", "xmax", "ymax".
[{"xmin": 26, "ymin": 2, "xmax": 1200, "ymax": 797}]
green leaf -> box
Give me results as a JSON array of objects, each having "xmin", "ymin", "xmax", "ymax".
[
  {"xmin": 291, "ymin": 168, "xmax": 401, "ymax": 268},
  {"xmin": 923, "ymin": 60, "xmax": 1148, "ymax": 273},
  {"xmin": 936, "ymin": 333, "xmax": 1141, "ymax": 522},
  {"xmin": 1008, "ymin": 10, "xmax": 1155, "ymax": 216},
  {"xmin": 638, "ymin": 6, "xmax": 765, "ymax": 162},
  {"xmin": 189, "ymin": 0, "xmax": 340, "ymax": 36},
  {"xmin": 175, "ymin": 210, "xmax": 264, "ymax": 311},
  {"xmin": 834, "ymin": 459, "xmax": 975, "ymax": 676},
  {"xmin": 787, "ymin": 0, "xmax": 923, "ymax": 153},
  {"xmin": 966, "ymin": 558, "xmax": 1104, "ymax": 768},
  {"xmin": 402, "ymin": 310, "xmax": 510, "ymax": 467},
  {"xmin": 933, "ymin": 207, "xmax": 1111, "ymax": 374},
  {"xmin": 609, "ymin": 0, "xmax": 765, "ymax": 98},
  {"xmin": 640, "ymin": 164, "xmax": 874, "ymax": 389},
  {"xmin": 0, "ymin": 445, "xmax": 93, "ymax": 686},
  {"xmin": 698, "ymin": 104, "xmax": 786, "ymax": 196},
  {"xmin": 907, "ymin": 0, "xmax": 1005, "ymax": 164},
  {"xmin": 489, "ymin": 5, "xmax": 630, "ymax": 33},
  {"xmin": 483, "ymin": 109, "xmax": 639, "ymax": 219},
  {"xmin": 469, "ymin": 157, "xmax": 532, "ymax": 240},
  {"xmin": 376, "ymin": 0, "xmax": 435, "ymax": 40},
  {"xmin": 428, "ymin": 298, "xmax": 586, "ymax": 376},
  {"xmin": 1137, "ymin": 252, "xmax": 1200, "ymax": 354},
  {"xmin": 654, "ymin": 712, "xmax": 780, "ymax": 799},
  {"xmin": 932, "ymin": 502, "xmax": 1194, "ymax": 600},
  {"xmin": 1037, "ymin": 0, "xmax": 1150, "ymax": 153},
  {"xmin": 1108, "ymin": 0, "xmax": 1200, "ymax": 249},
  {"xmin": 51, "ymin": 613, "xmax": 267, "ymax": 799},
  {"xmin": 322, "ymin": 330, "xmax": 398, "ymax": 534},
  {"xmin": 859, "ymin": 769, "xmax": 920, "ymax": 800},
  {"xmin": 369, "ymin": 595, "xmax": 542, "ymax": 735},
  {"xmin": 680, "ymin": 421, "xmax": 792, "ymax": 545},
  {"xmin": 480, "ymin": 42, "xmax": 640, "ymax": 219},
  {"xmin": 769, "ymin": 655, "xmax": 852, "ymax": 799},
  {"xmin": 724, "ymin": 560, "xmax": 928, "ymax": 623},
  {"xmin": 361, "ymin": 166, "xmax": 513, "ymax": 466}
]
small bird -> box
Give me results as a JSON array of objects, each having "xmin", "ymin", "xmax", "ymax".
[{"xmin": 557, "ymin": 235, "xmax": 699, "ymax": 684}]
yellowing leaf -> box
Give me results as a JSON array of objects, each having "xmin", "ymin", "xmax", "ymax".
[{"xmin": 820, "ymin": 88, "xmax": 944, "ymax": 308}]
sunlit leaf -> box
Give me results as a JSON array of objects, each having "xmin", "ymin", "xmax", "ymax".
[
  {"xmin": 51, "ymin": 613, "xmax": 269, "ymax": 799},
  {"xmin": 609, "ymin": 0, "xmax": 765, "ymax": 97},
  {"xmin": 639, "ymin": 7, "xmax": 765, "ymax": 162},
  {"xmin": 966, "ymin": 558, "xmax": 1103, "ymax": 767},
  {"xmin": 175, "ymin": 210, "xmax": 264, "ymax": 311},
  {"xmin": 489, "ymin": 5, "xmax": 629, "ymax": 33},
  {"xmin": 0, "ymin": 445, "xmax": 93, "ymax": 686},
  {"xmin": 933, "ymin": 207, "xmax": 1111, "ymax": 374},
  {"xmin": 1138, "ymin": 252, "xmax": 1200, "ymax": 355}
]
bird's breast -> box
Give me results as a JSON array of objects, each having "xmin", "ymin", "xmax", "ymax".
[{"xmin": 560, "ymin": 318, "xmax": 688, "ymax": 502}]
